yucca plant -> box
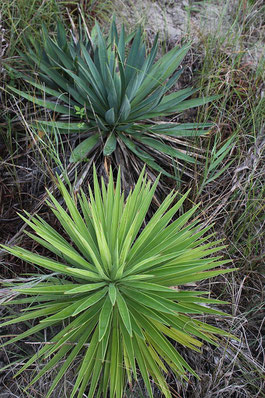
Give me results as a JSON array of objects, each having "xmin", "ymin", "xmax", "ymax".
[
  {"xmin": 8, "ymin": 17, "xmax": 218, "ymax": 180},
  {"xmin": 1, "ymin": 167, "xmax": 235, "ymax": 397}
]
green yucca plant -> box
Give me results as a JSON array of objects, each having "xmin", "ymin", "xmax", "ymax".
[
  {"xmin": 1, "ymin": 167, "xmax": 235, "ymax": 397},
  {"xmin": 8, "ymin": 17, "xmax": 217, "ymax": 180}
]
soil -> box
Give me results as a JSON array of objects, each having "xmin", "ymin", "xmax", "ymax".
[{"xmin": 114, "ymin": 0, "xmax": 264, "ymax": 67}]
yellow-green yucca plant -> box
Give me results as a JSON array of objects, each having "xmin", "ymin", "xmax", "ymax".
[
  {"xmin": 8, "ymin": 18, "xmax": 217, "ymax": 180},
  {"xmin": 1, "ymin": 168, "xmax": 235, "ymax": 397}
]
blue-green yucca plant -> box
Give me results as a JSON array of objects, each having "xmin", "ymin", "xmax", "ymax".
[
  {"xmin": 1, "ymin": 167, "xmax": 235, "ymax": 397},
  {"xmin": 8, "ymin": 18, "xmax": 217, "ymax": 180}
]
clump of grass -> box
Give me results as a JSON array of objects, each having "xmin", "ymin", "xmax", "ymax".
[
  {"xmin": 0, "ymin": 0, "xmax": 61, "ymax": 58},
  {"xmin": 0, "ymin": 0, "xmax": 113, "ymax": 58},
  {"xmin": 175, "ymin": 1, "xmax": 265, "ymax": 396}
]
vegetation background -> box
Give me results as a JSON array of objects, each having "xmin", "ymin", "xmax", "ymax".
[{"xmin": 0, "ymin": 0, "xmax": 264, "ymax": 397}]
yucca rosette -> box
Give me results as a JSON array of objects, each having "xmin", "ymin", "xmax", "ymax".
[{"xmin": 1, "ymin": 168, "xmax": 235, "ymax": 397}]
